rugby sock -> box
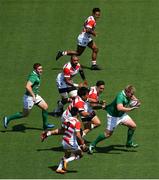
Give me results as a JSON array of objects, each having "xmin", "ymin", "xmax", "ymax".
[
  {"xmin": 42, "ymin": 109, "xmax": 48, "ymax": 127},
  {"xmin": 62, "ymin": 51, "xmax": 67, "ymax": 55},
  {"xmin": 91, "ymin": 132, "xmax": 106, "ymax": 147},
  {"xmin": 92, "ymin": 60, "xmax": 97, "ymax": 65},
  {"xmin": 65, "ymin": 155, "xmax": 78, "ymax": 163},
  {"xmin": 126, "ymin": 128, "xmax": 135, "ymax": 144},
  {"xmin": 57, "ymin": 159, "xmax": 63, "ymax": 170},
  {"xmin": 7, "ymin": 112, "xmax": 24, "ymax": 123}
]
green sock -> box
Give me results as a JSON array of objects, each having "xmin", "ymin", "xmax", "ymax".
[
  {"xmin": 126, "ymin": 128, "xmax": 135, "ymax": 144},
  {"xmin": 42, "ymin": 109, "xmax": 48, "ymax": 128},
  {"xmin": 7, "ymin": 112, "xmax": 24, "ymax": 123},
  {"xmin": 91, "ymin": 133, "xmax": 106, "ymax": 147}
]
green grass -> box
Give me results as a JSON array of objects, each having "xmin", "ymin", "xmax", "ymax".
[{"xmin": 0, "ymin": 0, "xmax": 159, "ymax": 178}]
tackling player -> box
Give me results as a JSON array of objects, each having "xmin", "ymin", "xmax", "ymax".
[
  {"xmin": 3, "ymin": 63, "xmax": 55, "ymax": 130},
  {"xmin": 88, "ymin": 85, "xmax": 141, "ymax": 154},
  {"xmin": 56, "ymin": 8, "xmax": 101, "ymax": 70}
]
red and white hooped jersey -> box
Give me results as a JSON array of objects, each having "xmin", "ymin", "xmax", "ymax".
[
  {"xmin": 57, "ymin": 62, "xmax": 81, "ymax": 87},
  {"xmin": 63, "ymin": 61, "xmax": 81, "ymax": 78},
  {"xmin": 82, "ymin": 16, "xmax": 96, "ymax": 34},
  {"xmin": 89, "ymin": 86, "xmax": 99, "ymax": 102},
  {"xmin": 62, "ymin": 116, "xmax": 81, "ymax": 146},
  {"xmin": 62, "ymin": 95, "xmax": 88, "ymax": 121}
]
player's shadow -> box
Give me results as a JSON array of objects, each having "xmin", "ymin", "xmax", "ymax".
[
  {"xmin": 95, "ymin": 144, "xmax": 137, "ymax": 154},
  {"xmin": 81, "ymin": 64, "xmax": 103, "ymax": 70},
  {"xmin": 0, "ymin": 124, "xmax": 43, "ymax": 133},
  {"xmin": 51, "ymin": 67, "xmax": 62, "ymax": 71},
  {"xmin": 48, "ymin": 165, "xmax": 77, "ymax": 173},
  {"xmin": 37, "ymin": 146, "xmax": 63, "ymax": 152}
]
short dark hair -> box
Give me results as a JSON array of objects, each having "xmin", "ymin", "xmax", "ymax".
[
  {"xmin": 70, "ymin": 107, "xmax": 79, "ymax": 116},
  {"xmin": 96, "ymin": 80, "xmax": 105, "ymax": 87},
  {"xmin": 92, "ymin": 8, "xmax": 101, "ymax": 14},
  {"xmin": 78, "ymin": 87, "xmax": 89, "ymax": 97},
  {"xmin": 33, "ymin": 63, "xmax": 42, "ymax": 70}
]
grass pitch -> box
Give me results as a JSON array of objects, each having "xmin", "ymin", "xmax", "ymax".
[{"xmin": 0, "ymin": 0, "xmax": 159, "ymax": 178}]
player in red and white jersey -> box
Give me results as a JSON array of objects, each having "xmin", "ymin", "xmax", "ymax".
[
  {"xmin": 55, "ymin": 8, "xmax": 101, "ymax": 70},
  {"xmin": 61, "ymin": 87, "xmax": 89, "ymax": 121},
  {"xmin": 53, "ymin": 56, "xmax": 87, "ymax": 116},
  {"xmin": 41, "ymin": 87, "xmax": 90, "ymax": 142},
  {"xmin": 56, "ymin": 107, "xmax": 87, "ymax": 174},
  {"xmin": 79, "ymin": 81, "xmax": 106, "ymax": 136},
  {"xmin": 89, "ymin": 80, "xmax": 105, "ymax": 103}
]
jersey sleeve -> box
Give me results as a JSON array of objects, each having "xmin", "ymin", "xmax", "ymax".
[
  {"xmin": 75, "ymin": 121, "xmax": 81, "ymax": 132},
  {"xmin": 89, "ymin": 92, "xmax": 98, "ymax": 101},
  {"xmin": 116, "ymin": 93, "xmax": 124, "ymax": 104},
  {"xmin": 75, "ymin": 101, "xmax": 85, "ymax": 112},
  {"xmin": 86, "ymin": 19, "xmax": 95, "ymax": 29},
  {"xmin": 63, "ymin": 67, "xmax": 71, "ymax": 78},
  {"xmin": 28, "ymin": 75, "xmax": 36, "ymax": 84}
]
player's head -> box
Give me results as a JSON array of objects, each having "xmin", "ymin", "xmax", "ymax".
[
  {"xmin": 78, "ymin": 87, "xmax": 90, "ymax": 101},
  {"xmin": 33, "ymin": 63, "xmax": 43, "ymax": 75},
  {"xmin": 96, "ymin": 80, "xmax": 105, "ymax": 94},
  {"xmin": 124, "ymin": 85, "xmax": 136, "ymax": 99},
  {"xmin": 70, "ymin": 55, "xmax": 79, "ymax": 68},
  {"xmin": 92, "ymin": 8, "xmax": 101, "ymax": 19},
  {"xmin": 70, "ymin": 107, "xmax": 79, "ymax": 117}
]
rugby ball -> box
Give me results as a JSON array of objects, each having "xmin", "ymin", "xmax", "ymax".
[{"xmin": 129, "ymin": 100, "xmax": 139, "ymax": 107}]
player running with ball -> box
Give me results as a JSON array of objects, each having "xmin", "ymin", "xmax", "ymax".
[{"xmin": 89, "ymin": 85, "xmax": 141, "ymax": 154}]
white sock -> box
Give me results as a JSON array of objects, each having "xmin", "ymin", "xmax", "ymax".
[
  {"xmin": 47, "ymin": 131, "xmax": 51, "ymax": 136},
  {"xmin": 91, "ymin": 124, "xmax": 95, "ymax": 129},
  {"xmin": 62, "ymin": 51, "xmax": 67, "ymax": 55},
  {"xmin": 65, "ymin": 155, "xmax": 76, "ymax": 163},
  {"xmin": 57, "ymin": 160, "xmax": 63, "ymax": 170},
  {"xmin": 82, "ymin": 132, "xmax": 86, "ymax": 137},
  {"xmin": 92, "ymin": 61, "xmax": 96, "ymax": 65}
]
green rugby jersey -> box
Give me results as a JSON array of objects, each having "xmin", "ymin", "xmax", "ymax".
[
  {"xmin": 105, "ymin": 90, "xmax": 131, "ymax": 117},
  {"xmin": 25, "ymin": 71, "xmax": 41, "ymax": 96}
]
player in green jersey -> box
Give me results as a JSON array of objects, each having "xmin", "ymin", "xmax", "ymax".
[
  {"xmin": 88, "ymin": 85, "xmax": 141, "ymax": 154},
  {"xmin": 3, "ymin": 63, "xmax": 55, "ymax": 130}
]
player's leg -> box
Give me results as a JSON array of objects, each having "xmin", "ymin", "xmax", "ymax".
[
  {"xmin": 121, "ymin": 115, "xmax": 138, "ymax": 148},
  {"xmin": 3, "ymin": 95, "xmax": 33, "ymax": 128},
  {"xmin": 62, "ymin": 147, "xmax": 83, "ymax": 171},
  {"xmin": 56, "ymin": 45, "xmax": 86, "ymax": 60},
  {"xmin": 36, "ymin": 95, "xmax": 55, "ymax": 130},
  {"xmin": 88, "ymin": 114, "xmax": 115, "ymax": 154},
  {"xmin": 91, "ymin": 115, "xmax": 101, "ymax": 129},
  {"xmin": 87, "ymin": 41, "xmax": 100, "ymax": 70},
  {"xmin": 41, "ymin": 128, "xmax": 64, "ymax": 142}
]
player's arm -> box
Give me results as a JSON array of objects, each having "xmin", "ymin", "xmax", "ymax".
[
  {"xmin": 26, "ymin": 81, "xmax": 36, "ymax": 101},
  {"xmin": 89, "ymin": 101, "xmax": 106, "ymax": 110},
  {"xmin": 117, "ymin": 103, "xmax": 138, "ymax": 112},
  {"xmin": 85, "ymin": 27, "xmax": 96, "ymax": 36},
  {"xmin": 79, "ymin": 68, "xmax": 88, "ymax": 86}
]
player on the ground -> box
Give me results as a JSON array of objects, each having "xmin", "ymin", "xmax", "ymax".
[
  {"xmin": 56, "ymin": 8, "xmax": 101, "ymax": 70},
  {"xmin": 3, "ymin": 63, "xmax": 55, "ymax": 130},
  {"xmin": 56, "ymin": 107, "xmax": 87, "ymax": 174},
  {"xmin": 53, "ymin": 55, "xmax": 87, "ymax": 116},
  {"xmin": 88, "ymin": 85, "xmax": 141, "ymax": 154}
]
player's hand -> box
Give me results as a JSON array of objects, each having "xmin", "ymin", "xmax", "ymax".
[
  {"xmin": 83, "ymin": 80, "xmax": 88, "ymax": 87},
  {"xmin": 78, "ymin": 82, "xmax": 84, "ymax": 87},
  {"xmin": 80, "ymin": 144, "xmax": 88, "ymax": 152}
]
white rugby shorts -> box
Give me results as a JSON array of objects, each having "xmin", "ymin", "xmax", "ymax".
[
  {"xmin": 62, "ymin": 140, "xmax": 81, "ymax": 151},
  {"xmin": 23, "ymin": 94, "xmax": 44, "ymax": 109},
  {"xmin": 106, "ymin": 113, "xmax": 132, "ymax": 131},
  {"xmin": 77, "ymin": 33, "xmax": 93, "ymax": 47}
]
